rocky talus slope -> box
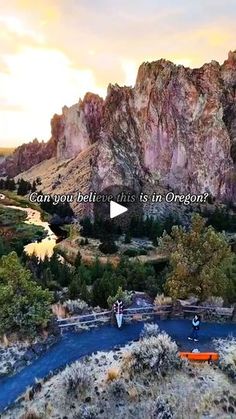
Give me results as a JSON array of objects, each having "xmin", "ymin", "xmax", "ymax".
[{"xmin": 1, "ymin": 51, "xmax": 236, "ymax": 215}]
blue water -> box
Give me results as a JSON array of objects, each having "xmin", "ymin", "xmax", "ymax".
[{"xmin": 0, "ymin": 318, "xmax": 235, "ymax": 413}]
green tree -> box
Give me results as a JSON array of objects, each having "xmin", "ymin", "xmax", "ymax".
[
  {"xmin": 74, "ymin": 251, "xmax": 82, "ymax": 269},
  {"xmin": 0, "ymin": 252, "xmax": 53, "ymax": 337},
  {"xmin": 17, "ymin": 178, "xmax": 31, "ymax": 196},
  {"xmin": 5, "ymin": 177, "xmax": 16, "ymax": 191},
  {"xmin": 159, "ymin": 214, "xmax": 233, "ymax": 300},
  {"xmin": 92, "ymin": 271, "xmax": 120, "ymax": 307},
  {"xmin": 80, "ymin": 280, "xmax": 90, "ymax": 303},
  {"xmin": 124, "ymin": 232, "xmax": 131, "ymax": 244},
  {"xmin": 68, "ymin": 279, "xmax": 80, "ymax": 299},
  {"xmin": 107, "ymin": 286, "xmax": 132, "ymax": 308},
  {"xmin": 226, "ymin": 255, "xmax": 236, "ymax": 303},
  {"xmin": 31, "ymin": 180, "xmax": 37, "ymax": 192}
]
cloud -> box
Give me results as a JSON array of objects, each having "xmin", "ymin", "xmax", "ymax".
[
  {"xmin": 0, "ymin": 0, "xmax": 235, "ymax": 146},
  {"xmin": 0, "ymin": 46, "xmax": 106, "ymax": 146},
  {"xmin": 0, "ymin": 15, "xmax": 44, "ymax": 43}
]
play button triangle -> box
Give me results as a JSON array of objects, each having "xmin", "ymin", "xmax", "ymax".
[{"xmin": 110, "ymin": 201, "xmax": 128, "ymax": 219}]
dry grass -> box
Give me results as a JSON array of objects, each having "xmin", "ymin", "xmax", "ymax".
[
  {"xmin": 20, "ymin": 409, "xmax": 41, "ymax": 419},
  {"xmin": 214, "ymin": 337, "xmax": 236, "ymax": 381},
  {"xmin": 60, "ymin": 361, "xmax": 91, "ymax": 392},
  {"xmin": 128, "ymin": 386, "xmax": 139, "ymax": 401},
  {"xmin": 154, "ymin": 294, "xmax": 172, "ymax": 306},
  {"xmin": 107, "ymin": 367, "xmax": 120, "ymax": 381}
]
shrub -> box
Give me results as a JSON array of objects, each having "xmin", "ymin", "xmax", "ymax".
[
  {"xmin": 107, "ymin": 286, "xmax": 132, "ymax": 308},
  {"xmin": 138, "ymin": 249, "xmax": 148, "ymax": 255},
  {"xmin": 21, "ymin": 410, "xmax": 42, "ymax": 419},
  {"xmin": 124, "ymin": 232, "xmax": 131, "ymax": 244},
  {"xmin": 201, "ymin": 296, "xmax": 224, "ymax": 307},
  {"xmin": 99, "ymin": 240, "xmax": 118, "ymax": 254},
  {"xmin": 214, "ymin": 338, "xmax": 236, "ymax": 381},
  {"xmin": 80, "ymin": 238, "xmax": 89, "ymax": 246},
  {"xmin": 151, "ymin": 396, "xmax": 173, "ymax": 419},
  {"xmin": 126, "ymin": 333, "xmax": 181, "ymax": 376},
  {"xmin": 60, "ymin": 361, "xmax": 91, "ymax": 393},
  {"xmin": 107, "ymin": 367, "xmax": 120, "ymax": 381},
  {"xmin": 108, "ymin": 379, "xmax": 127, "ymax": 399},
  {"xmin": 127, "ymin": 386, "xmax": 139, "ymax": 401},
  {"xmin": 75, "ymin": 406, "xmax": 98, "ymax": 419},
  {"xmin": 63, "ymin": 299, "xmax": 89, "ymax": 315},
  {"xmin": 123, "ymin": 248, "xmax": 138, "ymax": 257},
  {"xmin": 154, "ymin": 294, "xmax": 172, "ymax": 306},
  {"xmin": 140, "ymin": 323, "xmax": 160, "ymax": 339}
]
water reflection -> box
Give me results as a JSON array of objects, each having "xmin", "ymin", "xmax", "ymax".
[{"xmin": 6, "ymin": 205, "xmax": 64, "ymax": 259}]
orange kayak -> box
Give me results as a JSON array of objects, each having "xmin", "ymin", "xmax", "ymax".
[{"xmin": 179, "ymin": 352, "xmax": 219, "ymax": 361}]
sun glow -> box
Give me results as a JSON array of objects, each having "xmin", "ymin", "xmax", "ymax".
[
  {"xmin": 0, "ymin": 46, "xmax": 106, "ymax": 145},
  {"xmin": 0, "ymin": 1, "xmax": 235, "ymax": 147}
]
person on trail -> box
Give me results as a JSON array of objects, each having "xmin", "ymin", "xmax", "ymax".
[
  {"xmin": 188, "ymin": 314, "xmax": 200, "ymax": 342},
  {"xmin": 113, "ymin": 299, "xmax": 123, "ymax": 329}
]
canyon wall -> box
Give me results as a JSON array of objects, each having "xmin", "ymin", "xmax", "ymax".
[{"xmin": 1, "ymin": 51, "xmax": 236, "ymax": 202}]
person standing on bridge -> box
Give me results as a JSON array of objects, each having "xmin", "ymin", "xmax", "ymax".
[
  {"xmin": 188, "ymin": 315, "xmax": 200, "ymax": 342},
  {"xmin": 113, "ymin": 299, "xmax": 123, "ymax": 329}
]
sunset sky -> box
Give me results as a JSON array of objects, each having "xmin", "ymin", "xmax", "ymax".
[{"xmin": 0, "ymin": 0, "xmax": 235, "ymax": 147}]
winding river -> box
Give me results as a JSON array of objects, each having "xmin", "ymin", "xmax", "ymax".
[{"xmin": 6, "ymin": 205, "xmax": 62, "ymax": 259}]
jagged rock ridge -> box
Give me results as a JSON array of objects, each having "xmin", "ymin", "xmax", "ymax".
[{"xmin": 1, "ymin": 51, "xmax": 236, "ymax": 206}]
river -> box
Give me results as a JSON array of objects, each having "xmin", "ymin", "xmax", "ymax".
[{"xmin": 6, "ymin": 205, "xmax": 64, "ymax": 259}]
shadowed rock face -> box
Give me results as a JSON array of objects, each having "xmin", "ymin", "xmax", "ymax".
[
  {"xmin": 0, "ymin": 138, "xmax": 57, "ymax": 178},
  {"xmin": 1, "ymin": 51, "xmax": 236, "ymax": 201}
]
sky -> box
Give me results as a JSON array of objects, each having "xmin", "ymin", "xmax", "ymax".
[{"xmin": 0, "ymin": 0, "xmax": 235, "ymax": 147}]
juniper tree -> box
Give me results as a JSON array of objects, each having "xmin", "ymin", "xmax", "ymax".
[{"xmin": 159, "ymin": 214, "xmax": 233, "ymax": 301}]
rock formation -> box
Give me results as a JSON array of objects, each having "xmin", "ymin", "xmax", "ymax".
[
  {"xmin": 0, "ymin": 138, "xmax": 57, "ymax": 178},
  {"xmin": 1, "ymin": 51, "xmax": 236, "ymax": 209}
]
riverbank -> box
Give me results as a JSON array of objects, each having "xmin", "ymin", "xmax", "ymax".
[
  {"xmin": 2, "ymin": 324, "xmax": 236, "ymax": 419},
  {"xmin": 0, "ymin": 191, "xmax": 47, "ymax": 217},
  {"xmin": 0, "ymin": 204, "xmax": 46, "ymax": 255}
]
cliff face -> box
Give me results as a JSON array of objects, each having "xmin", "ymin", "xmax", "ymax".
[
  {"xmin": 1, "ymin": 51, "xmax": 236, "ymax": 202},
  {"xmin": 54, "ymin": 93, "xmax": 104, "ymax": 160},
  {"xmin": 0, "ymin": 138, "xmax": 57, "ymax": 178},
  {"xmin": 93, "ymin": 52, "xmax": 236, "ymax": 199}
]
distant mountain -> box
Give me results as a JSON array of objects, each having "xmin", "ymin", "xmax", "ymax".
[
  {"xmin": 0, "ymin": 147, "xmax": 15, "ymax": 166},
  {"xmin": 1, "ymin": 51, "xmax": 236, "ymax": 214}
]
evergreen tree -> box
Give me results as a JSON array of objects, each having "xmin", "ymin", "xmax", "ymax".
[
  {"xmin": 31, "ymin": 180, "xmax": 37, "ymax": 192},
  {"xmin": 17, "ymin": 178, "xmax": 31, "ymax": 196},
  {"xmin": 74, "ymin": 251, "xmax": 82, "ymax": 269},
  {"xmin": 159, "ymin": 214, "xmax": 233, "ymax": 300},
  {"xmin": 226, "ymin": 255, "xmax": 236, "ymax": 303},
  {"xmin": 5, "ymin": 177, "xmax": 16, "ymax": 191},
  {"xmin": 0, "ymin": 252, "xmax": 53, "ymax": 337},
  {"xmin": 80, "ymin": 280, "xmax": 90, "ymax": 303},
  {"xmin": 68, "ymin": 279, "xmax": 80, "ymax": 299}
]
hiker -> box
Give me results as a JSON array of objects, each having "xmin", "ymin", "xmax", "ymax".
[
  {"xmin": 113, "ymin": 299, "xmax": 123, "ymax": 329},
  {"xmin": 188, "ymin": 314, "xmax": 200, "ymax": 342}
]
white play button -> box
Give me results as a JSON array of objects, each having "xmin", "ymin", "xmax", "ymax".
[{"xmin": 110, "ymin": 201, "xmax": 128, "ymax": 219}]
